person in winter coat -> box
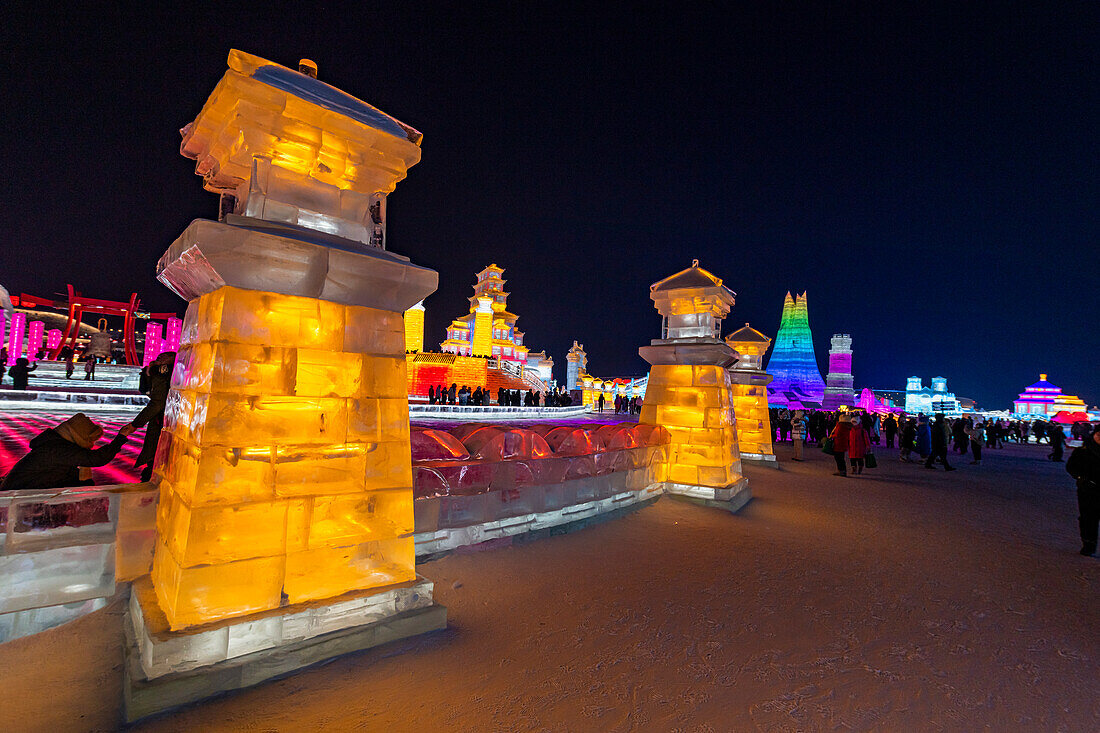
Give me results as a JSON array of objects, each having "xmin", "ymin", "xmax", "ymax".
[
  {"xmin": 916, "ymin": 415, "xmax": 932, "ymax": 458},
  {"xmin": 132, "ymin": 351, "xmax": 175, "ymax": 482},
  {"xmin": 1048, "ymin": 423, "xmax": 1067, "ymax": 462},
  {"xmin": 829, "ymin": 418, "xmax": 852, "ymax": 477},
  {"xmin": 884, "ymin": 414, "xmax": 898, "ymax": 448},
  {"xmin": 1, "ymin": 413, "xmax": 134, "ymax": 490},
  {"xmin": 900, "ymin": 418, "xmax": 917, "ymax": 461},
  {"xmin": 924, "ymin": 413, "xmax": 956, "ymax": 470},
  {"xmin": 1066, "ymin": 425, "xmax": 1100, "ymax": 556},
  {"xmin": 7, "ymin": 357, "xmax": 36, "ymax": 390},
  {"xmin": 847, "ymin": 414, "xmax": 871, "ymax": 475},
  {"xmin": 967, "ymin": 421, "xmax": 986, "ymax": 465},
  {"xmin": 791, "ymin": 410, "xmax": 807, "ymax": 461}
]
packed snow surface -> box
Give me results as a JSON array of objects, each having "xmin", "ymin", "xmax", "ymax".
[{"xmin": 1, "ymin": 442, "xmax": 1096, "ymax": 731}]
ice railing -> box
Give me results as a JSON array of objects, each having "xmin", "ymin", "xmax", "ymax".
[
  {"xmin": 0, "ymin": 482, "xmax": 157, "ymax": 618},
  {"xmin": 491, "ymin": 357, "xmax": 550, "ymax": 394}
]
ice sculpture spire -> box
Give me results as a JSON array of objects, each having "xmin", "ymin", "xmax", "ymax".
[{"xmin": 764, "ymin": 290, "xmax": 826, "ymax": 408}]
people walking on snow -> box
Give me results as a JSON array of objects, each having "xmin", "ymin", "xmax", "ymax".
[
  {"xmin": 884, "ymin": 414, "xmax": 898, "ymax": 449},
  {"xmin": 1066, "ymin": 425, "xmax": 1100, "ymax": 556}
]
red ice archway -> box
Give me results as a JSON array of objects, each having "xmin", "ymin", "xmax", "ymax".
[{"xmin": 23, "ymin": 286, "xmax": 178, "ymax": 366}]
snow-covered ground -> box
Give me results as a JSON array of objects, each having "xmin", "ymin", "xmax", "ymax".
[{"xmin": 1, "ymin": 441, "xmax": 1096, "ymax": 731}]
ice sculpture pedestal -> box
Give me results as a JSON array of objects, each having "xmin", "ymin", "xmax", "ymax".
[{"xmin": 123, "ymin": 575, "xmax": 446, "ymax": 722}]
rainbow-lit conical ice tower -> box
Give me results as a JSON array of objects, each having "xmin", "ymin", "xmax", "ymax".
[{"xmin": 764, "ymin": 291, "xmax": 826, "ymax": 408}]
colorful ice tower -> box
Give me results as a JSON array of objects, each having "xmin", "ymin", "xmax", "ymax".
[
  {"xmin": 726, "ymin": 323, "xmax": 776, "ymax": 463},
  {"xmin": 821, "ymin": 333, "xmax": 855, "ymax": 410},
  {"xmin": 150, "ymin": 50, "xmax": 438, "ymax": 630},
  {"xmin": 765, "ymin": 291, "xmax": 826, "ymax": 408},
  {"xmin": 639, "ymin": 261, "xmax": 748, "ymax": 507},
  {"xmin": 566, "ymin": 340, "xmax": 586, "ymax": 391}
]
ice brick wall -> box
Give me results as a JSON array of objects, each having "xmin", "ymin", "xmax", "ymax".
[
  {"xmin": 639, "ymin": 365, "xmax": 743, "ymax": 489},
  {"xmin": 152, "ymin": 286, "xmax": 416, "ymax": 629}
]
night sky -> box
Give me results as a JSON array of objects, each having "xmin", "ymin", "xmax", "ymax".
[{"xmin": 2, "ymin": 5, "xmax": 1097, "ymax": 409}]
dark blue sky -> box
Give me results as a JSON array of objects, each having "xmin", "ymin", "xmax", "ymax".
[{"xmin": 1, "ymin": 4, "xmax": 1096, "ymax": 408}]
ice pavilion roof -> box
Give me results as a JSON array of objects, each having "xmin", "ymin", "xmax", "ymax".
[
  {"xmin": 1023, "ymin": 376, "xmax": 1060, "ymax": 391},
  {"xmin": 651, "ymin": 263, "xmax": 728, "ymax": 293},
  {"xmin": 726, "ymin": 324, "xmax": 771, "ymax": 344}
]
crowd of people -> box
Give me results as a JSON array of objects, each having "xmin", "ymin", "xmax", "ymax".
[
  {"xmin": 426, "ymin": 383, "xmax": 574, "ymax": 408},
  {"xmin": 770, "ymin": 407, "xmax": 1083, "ymax": 468},
  {"xmin": 595, "ymin": 392, "xmax": 641, "ymax": 415},
  {"xmin": 772, "ymin": 406, "xmax": 1099, "ymax": 556},
  {"xmin": 0, "ymin": 345, "xmax": 110, "ymax": 389}
]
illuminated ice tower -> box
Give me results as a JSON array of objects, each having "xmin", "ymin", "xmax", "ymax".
[
  {"xmin": 765, "ymin": 291, "xmax": 826, "ymax": 408},
  {"xmin": 821, "ymin": 333, "xmax": 855, "ymax": 410},
  {"xmin": 403, "ymin": 300, "xmax": 425, "ymax": 353},
  {"xmin": 725, "ymin": 324, "xmax": 776, "ymax": 463},
  {"xmin": 127, "ymin": 51, "xmax": 445, "ymax": 719},
  {"xmin": 639, "ymin": 261, "xmax": 749, "ymax": 511},
  {"xmin": 566, "ymin": 340, "xmax": 587, "ymax": 391}
]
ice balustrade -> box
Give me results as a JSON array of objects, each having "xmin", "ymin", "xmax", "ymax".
[
  {"xmin": 410, "ymin": 422, "xmax": 669, "ymax": 533},
  {"xmin": 0, "ymin": 483, "xmax": 157, "ymax": 639}
]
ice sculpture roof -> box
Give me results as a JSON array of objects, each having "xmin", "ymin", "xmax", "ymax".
[
  {"xmin": 180, "ymin": 50, "xmax": 423, "ymax": 197},
  {"xmin": 252, "ymin": 65, "xmax": 420, "ymax": 143},
  {"xmin": 726, "ymin": 324, "xmax": 771, "ymax": 343},
  {"xmin": 650, "ymin": 260, "xmax": 730, "ymax": 294},
  {"xmin": 1023, "ymin": 375, "xmax": 1060, "ymax": 391}
]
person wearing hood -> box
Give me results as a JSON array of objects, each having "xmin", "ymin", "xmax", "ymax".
[
  {"xmin": 132, "ymin": 351, "xmax": 176, "ymax": 482},
  {"xmin": 1, "ymin": 413, "xmax": 134, "ymax": 491},
  {"xmin": 1066, "ymin": 425, "xmax": 1100, "ymax": 556}
]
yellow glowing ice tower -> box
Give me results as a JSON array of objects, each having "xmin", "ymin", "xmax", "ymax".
[
  {"xmin": 404, "ymin": 301, "xmax": 425, "ymax": 353},
  {"xmin": 151, "ymin": 50, "xmax": 438, "ymax": 629},
  {"xmin": 639, "ymin": 261, "xmax": 749, "ymax": 506},
  {"xmin": 726, "ymin": 324, "xmax": 776, "ymax": 463},
  {"xmin": 470, "ymin": 297, "xmax": 494, "ymax": 357}
]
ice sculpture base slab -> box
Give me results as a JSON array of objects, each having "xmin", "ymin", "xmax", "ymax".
[
  {"xmin": 740, "ymin": 452, "xmax": 779, "ymax": 467},
  {"xmin": 123, "ymin": 575, "xmax": 446, "ymax": 723},
  {"xmin": 664, "ymin": 480, "xmax": 752, "ymax": 514}
]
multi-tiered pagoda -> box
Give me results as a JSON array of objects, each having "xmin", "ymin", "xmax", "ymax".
[{"xmin": 440, "ymin": 264, "xmax": 530, "ymax": 364}]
